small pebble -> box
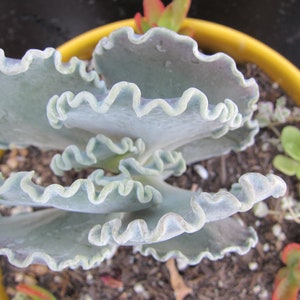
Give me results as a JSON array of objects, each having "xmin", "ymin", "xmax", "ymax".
[
  {"xmin": 176, "ymin": 258, "xmax": 189, "ymax": 271},
  {"xmin": 54, "ymin": 275, "xmax": 62, "ymax": 283},
  {"xmin": 86, "ymin": 272, "xmax": 94, "ymax": 284},
  {"xmin": 263, "ymin": 243, "xmax": 270, "ymax": 252},
  {"xmin": 253, "ymin": 285, "xmax": 261, "ymax": 294},
  {"xmin": 248, "ymin": 262, "xmax": 258, "ymax": 271},
  {"xmin": 255, "ymin": 220, "xmax": 261, "ymax": 227},
  {"xmin": 259, "ymin": 289, "xmax": 269, "ymax": 299},
  {"xmin": 134, "ymin": 283, "xmax": 150, "ymax": 299},
  {"xmin": 193, "ymin": 164, "xmax": 209, "ymax": 180},
  {"xmin": 272, "ymin": 224, "xmax": 282, "ymax": 237}
]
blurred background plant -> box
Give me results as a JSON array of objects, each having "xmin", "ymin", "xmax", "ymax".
[
  {"xmin": 134, "ymin": 0, "xmax": 191, "ymax": 34},
  {"xmin": 273, "ymin": 243, "xmax": 300, "ymax": 300},
  {"xmin": 273, "ymin": 126, "xmax": 300, "ymax": 181}
]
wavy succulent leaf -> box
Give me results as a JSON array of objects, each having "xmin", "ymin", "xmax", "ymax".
[
  {"xmin": 0, "ymin": 48, "xmax": 105, "ymax": 150},
  {"xmin": 46, "ymin": 87, "xmax": 250, "ymax": 162},
  {"xmin": 50, "ymin": 135, "xmax": 146, "ymax": 175},
  {"xmin": 93, "ymin": 27, "xmax": 258, "ymax": 115},
  {"xmin": 0, "ymin": 209, "xmax": 118, "ymax": 271},
  {"xmin": 0, "ymin": 170, "xmax": 161, "ymax": 213},
  {"xmin": 135, "ymin": 217, "xmax": 257, "ymax": 264},
  {"xmin": 0, "ymin": 150, "xmax": 187, "ymax": 213},
  {"xmin": 178, "ymin": 120, "xmax": 259, "ymax": 164},
  {"xmin": 88, "ymin": 173, "xmax": 286, "ymax": 246}
]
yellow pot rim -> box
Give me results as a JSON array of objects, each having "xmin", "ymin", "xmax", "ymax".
[{"xmin": 58, "ymin": 18, "xmax": 300, "ymax": 105}]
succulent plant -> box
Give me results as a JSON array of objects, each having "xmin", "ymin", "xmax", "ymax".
[
  {"xmin": 0, "ymin": 27, "xmax": 286, "ymax": 271},
  {"xmin": 134, "ymin": 0, "xmax": 191, "ymax": 33},
  {"xmin": 273, "ymin": 126, "xmax": 300, "ymax": 180}
]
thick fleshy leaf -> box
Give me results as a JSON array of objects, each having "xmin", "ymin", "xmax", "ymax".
[
  {"xmin": 46, "ymin": 87, "xmax": 245, "ymax": 162},
  {"xmin": 143, "ymin": 0, "xmax": 165, "ymax": 24},
  {"xmin": 134, "ymin": 217, "xmax": 257, "ymax": 264},
  {"xmin": 0, "ymin": 48, "xmax": 105, "ymax": 150},
  {"xmin": 273, "ymin": 275, "xmax": 299, "ymax": 300},
  {"xmin": 0, "ymin": 171, "xmax": 161, "ymax": 213},
  {"xmin": 93, "ymin": 27, "xmax": 258, "ymax": 115},
  {"xmin": 134, "ymin": 13, "xmax": 153, "ymax": 34},
  {"xmin": 281, "ymin": 243, "xmax": 300, "ymax": 266},
  {"xmin": 273, "ymin": 154, "xmax": 300, "ymax": 177},
  {"xmin": 50, "ymin": 135, "xmax": 146, "ymax": 175},
  {"xmin": 0, "ymin": 150, "xmax": 187, "ymax": 213},
  {"xmin": 158, "ymin": 0, "xmax": 191, "ymax": 32},
  {"xmin": 281, "ymin": 126, "xmax": 300, "ymax": 162},
  {"xmin": 178, "ymin": 120, "xmax": 259, "ymax": 164},
  {"xmin": 0, "ymin": 209, "xmax": 118, "ymax": 271}
]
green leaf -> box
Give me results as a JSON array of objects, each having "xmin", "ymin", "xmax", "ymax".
[
  {"xmin": 143, "ymin": 0, "xmax": 165, "ymax": 25},
  {"xmin": 158, "ymin": 0, "xmax": 191, "ymax": 32},
  {"xmin": 273, "ymin": 276, "xmax": 299, "ymax": 300},
  {"xmin": 281, "ymin": 126, "xmax": 300, "ymax": 162},
  {"xmin": 281, "ymin": 243, "xmax": 300, "ymax": 267},
  {"xmin": 273, "ymin": 154, "xmax": 299, "ymax": 176}
]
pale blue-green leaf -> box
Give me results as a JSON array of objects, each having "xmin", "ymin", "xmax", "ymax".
[
  {"xmin": 93, "ymin": 27, "xmax": 258, "ymax": 118},
  {"xmin": 46, "ymin": 87, "xmax": 244, "ymax": 161},
  {"xmin": 0, "ymin": 209, "xmax": 118, "ymax": 271},
  {"xmin": 178, "ymin": 120, "xmax": 259, "ymax": 164},
  {"xmin": 134, "ymin": 217, "xmax": 257, "ymax": 264},
  {"xmin": 0, "ymin": 150, "xmax": 187, "ymax": 213},
  {"xmin": 50, "ymin": 134, "xmax": 146, "ymax": 175},
  {"xmin": 88, "ymin": 173, "xmax": 286, "ymax": 246},
  {"xmin": 0, "ymin": 48, "xmax": 105, "ymax": 150},
  {"xmin": 0, "ymin": 171, "xmax": 161, "ymax": 213}
]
